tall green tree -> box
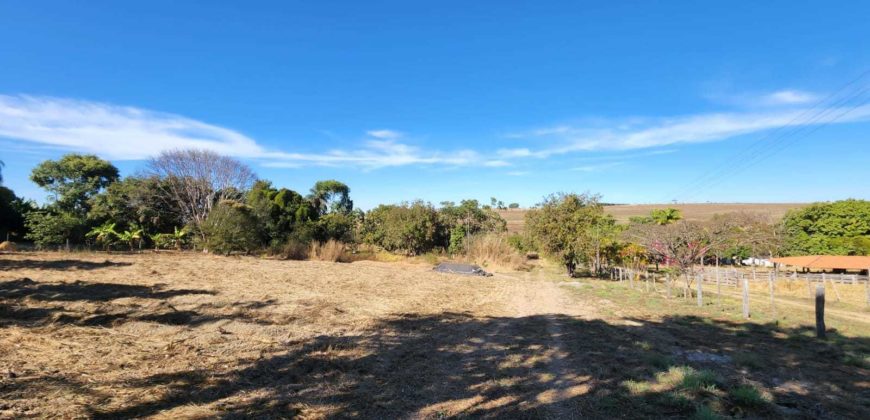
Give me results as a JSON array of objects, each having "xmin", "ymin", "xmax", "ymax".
[
  {"xmin": 30, "ymin": 154, "xmax": 119, "ymax": 217},
  {"xmin": 25, "ymin": 154, "xmax": 119, "ymax": 247},
  {"xmin": 782, "ymin": 200, "xmax": 870, "ymax": 255},
  {"xmin": 0, "ymin": 186, "xmax": 35, "ymax": 241},
  {"xmin": 308, "ymin": 180, "xmax": 352, "ymax": 216},
  {"xmin": 88, "ymin": 176, "xmax": 182, "ymax": 235},
  {"xmin": 525, "ymin": 192, "xmax": 611, "ymax": 276}
]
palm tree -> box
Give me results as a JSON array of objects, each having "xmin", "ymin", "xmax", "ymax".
[
  {"xmin": 86, "ymin": 222, "xmax": 118, "ymax": 251},
  {"xmin": 650, "ymin": 208, "xmax": 683, "ymax": 225}
]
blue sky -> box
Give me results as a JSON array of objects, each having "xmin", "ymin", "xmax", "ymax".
[{"xmin": 1, "ymin": 1, "xmax": 869, "ymax": 209}]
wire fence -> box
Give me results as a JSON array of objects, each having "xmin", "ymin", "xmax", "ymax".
[{"xmin": 609, "ymin": 266, "xmax": 870, "ymax": 316}]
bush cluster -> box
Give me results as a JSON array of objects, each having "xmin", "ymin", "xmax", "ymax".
[{"xmin": 359, "ymin": 199, "xmax": 506, "ymax": 256}]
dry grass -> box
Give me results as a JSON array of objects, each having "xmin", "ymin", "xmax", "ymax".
[
  {"xmin": 308, "ymin": 239, "xmax": 347, "ymax": 262},
  {"xmin": 0, "ymin": 242, "xmax": 16, "ymax": 252},
  {"xmin": 498, "ymin": 203, "xmax": 807, "ymax": 232},
  {"xmin": 281, "ymin": 240, "xmax": 309, "ymax": 260},
  {"xmin": 0, "ymin": 252, "xmax": 866, "ymax": 418},
  {"xmin": 463, "ymin": 233, "xmax": 529, "ymax": 271}
]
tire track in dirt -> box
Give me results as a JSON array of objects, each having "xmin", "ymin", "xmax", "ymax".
[{"xmin": 505, "ymin": 270, "xmax": 598, "ymax": 419}]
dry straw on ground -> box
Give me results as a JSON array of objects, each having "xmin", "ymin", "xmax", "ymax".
[{"xmin": 0, "ymin": 252, "xmax": 866, "ymax": 418}]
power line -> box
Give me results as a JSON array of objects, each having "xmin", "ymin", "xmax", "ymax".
[
  {"xmin": 668, "ymin": 70, "xmax": 870, "ymax": 202},
  {"xmin": 669, "ymin": 70, "xmax": 870, "ymax": 200},
  {"xmin": 674, "ymin": 87, "xmax": 870, "ymax": 201}
]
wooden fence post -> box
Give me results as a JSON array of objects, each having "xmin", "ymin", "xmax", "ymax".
[
  {"xmin": 666, "ymin": 273, "xmax": 672, "ymax": 299},
  {"xmin": 742, "ymin": 274, "xmax": 750, "ymax": 319},
  {"xmin": 697, "ymin": 272, "xmax": 703, "ymax": 307},
  {"xmin": 716, "ymin": 266, "xmax": 721, "ymax": 306},
  {"xmin": 769, "ymin": 268, "xmax": 777, "ymax": 316},
  {"xmin": 815, "ymin": 285, "xmax": 826, "ymax": 339}
]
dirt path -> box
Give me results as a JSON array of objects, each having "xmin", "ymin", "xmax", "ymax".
[{"xmin": 500, "ymin": 270, "xmax": 597, "ymax": 419}]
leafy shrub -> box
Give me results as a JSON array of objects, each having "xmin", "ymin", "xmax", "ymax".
[
  {"xmin": 25, "ymin": 211, "xmax": 85, "ymax": 248},
  {"xmin": 314, "ymin": 213, "xmax": 355, "ymax": 243},
  {"xmin": 448, "ymin": 225, "xmax": 466, "ymax": 255},
  {"xmin": 361, "ymin": 201, "xmax": 442, "ymax": 255},
  {"xmin": 200, "ymin": 200, "xmax": 261, "ymax": 255}
]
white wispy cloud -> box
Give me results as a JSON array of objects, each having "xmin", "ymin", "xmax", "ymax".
[
  {"xmin": 705, "ymin": 88, "xmax": 822, "ymax": 108},
  {"xmin": 759, "ymin": 89, "xmax": 819, "ymax": 106},
  {"xmin": 4, "ymin": 93, "xmax": 868, "ymax": 172},
  {"xmin": 0, "ymin": 94, "xmax": 482, "ymax": 169},
  {"xmin": 0, "ymin": 94, "xmax": 265, "ymax": 160},
  {"xmin": 504, "ymin": 105, "xmax": 870, "ymax": 159},
  {"xmin": 365, "ymin": 129, "xmax": 403, "ymax": 140}
]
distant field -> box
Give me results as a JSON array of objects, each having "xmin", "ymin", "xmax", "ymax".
[{"xmin": 498, "ymin": 203, "xmax": 807, "ymax": 233}]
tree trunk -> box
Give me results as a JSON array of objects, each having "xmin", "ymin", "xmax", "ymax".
[{"xmin": 566, "ymin": 261, "xmax": 576, "ymax": 278}]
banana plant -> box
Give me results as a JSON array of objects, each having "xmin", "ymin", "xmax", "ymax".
[
  {"xmin": 86, "ymin": 222, "xmax": 118, "ymax": 251},
  {"xmin": 152, "ymin": 227, "xmax": 188, "ymax": 250},
  {"xmin": 169, "ymin": 226, "xmax": 187, "ymax": 250},
  {"xmin": 117, "ymin": 227, "xmax": 145, "ymax": 251}
]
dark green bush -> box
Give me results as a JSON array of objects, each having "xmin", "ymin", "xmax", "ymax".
[
  {"xmin": 200, "ymin": 200, "xmax": 262, "ymax": 255},
  {"xmin": 361, "ymin": 201, "xmax": 442, "ymax": 255}
]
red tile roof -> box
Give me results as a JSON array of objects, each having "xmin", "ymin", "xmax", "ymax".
[{"xmin": 771, "ymin": 255, "xmax": 870, "ymax": 270}]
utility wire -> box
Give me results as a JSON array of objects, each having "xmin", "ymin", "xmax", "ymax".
[
  {"xmin": 673, "ymin": 86, "xmax": 870, "ymax": 201},
  {"xmin": 668, "ymin": 69, "xmax": 870, "ymax": 202}
]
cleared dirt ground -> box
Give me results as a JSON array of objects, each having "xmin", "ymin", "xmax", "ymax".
[{"xmin": 1, "ymin": 252, "xmax": 867, "ymax": 418}]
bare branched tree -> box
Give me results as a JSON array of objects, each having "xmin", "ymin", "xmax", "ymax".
[
  {"xmin": 708, "ymin": 211, "xmax": 782, "ymax": 263},
  {"xmin": 146, "ymin": 149, "xmax": 256, "ymax": 237},
  {"xmin": 627, "ymin": 220, "xmax": 714, "ymax": 275}
]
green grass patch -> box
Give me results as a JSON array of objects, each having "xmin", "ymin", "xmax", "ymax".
[
  {"xmin": 693, "ymin": 404, "xmax": 722, "ymax": 420},
  {"xmin": 655, "ymin": 366, "xmax": 719, "ymax": 393},
  {"xmin": 729, "ymin": 385, "xmax": 768, "ymax": 409}
]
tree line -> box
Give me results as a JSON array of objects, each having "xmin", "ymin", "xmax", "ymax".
[
  {"xmin": 1, "ymin": 151, "xmax": 868, "ymax": 271},
  {"xmin": 0, "ymin": 151, "xmax": 505, "ymax": 257}
]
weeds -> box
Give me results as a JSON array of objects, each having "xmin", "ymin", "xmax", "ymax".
[
  {"xmin": 308, "ymin": 240, "xmax": 347, "ymax": 262},
  {"xmin": 463, "ymin": 233, "xmax": 528, "ymax": 270},
  {"xmin": 729, "ymin": 385, "xmax": 769, "ymax": 409}
]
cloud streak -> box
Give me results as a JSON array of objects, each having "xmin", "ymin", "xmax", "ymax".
[
  {"xmin": 2, "ymin": 93, "xmax": 869, "ymax": 171},
  {"xmin": 501, "ymin": 104, "xmax": 870, "ymax": 159},
  {"xmin": 0, "ymin": 94, "xmax": 485, "ymax": 169}
]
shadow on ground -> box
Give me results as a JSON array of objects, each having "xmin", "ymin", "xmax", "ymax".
[
  {"xmin": 0, "ymin": 258, "xmax": 132, "ymax": 271},
  {"xmin": 82, "ymin": 312, "xmax": 869, "ymax": 419},
  {"xmin": 0, "ymin": 278, "xmax": 286, "ymax": 328}
]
